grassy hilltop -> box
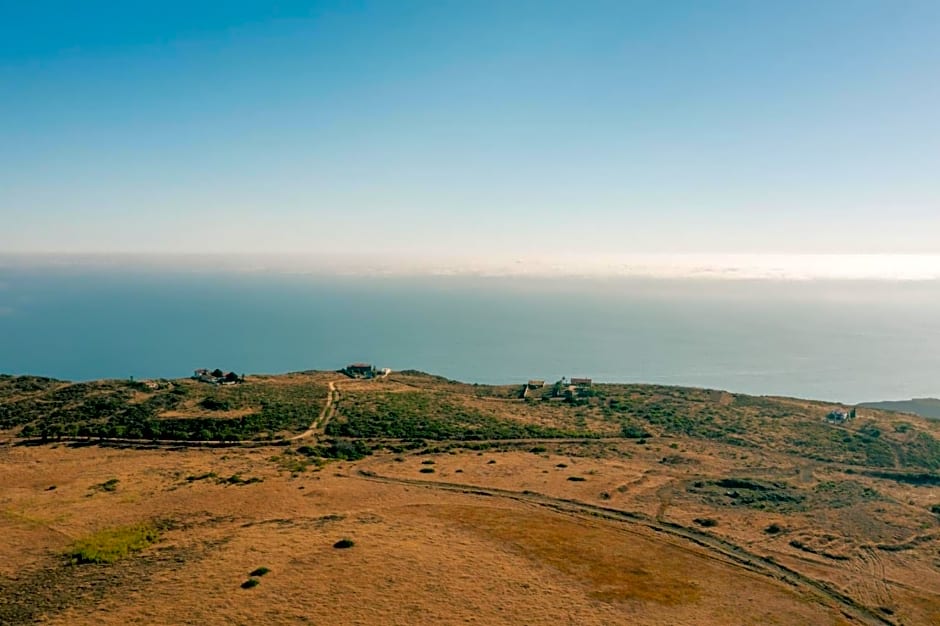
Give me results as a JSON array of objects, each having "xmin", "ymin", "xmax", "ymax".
[
  {"xmin": 3, "ymin": 369, "xmax": 940, "ymax": 471},
  {"xmin": 2, "ymin": 370, "xmax": 940, "ymax": 625}
]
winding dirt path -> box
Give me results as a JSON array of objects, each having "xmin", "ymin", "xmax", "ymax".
[
  {"xmin": 356, "ymin": 469, "xmax": 895, "ymax": 626},
  {"xmin": 288, "ymin": 379, "xmax": 341, "ymax": 441}
]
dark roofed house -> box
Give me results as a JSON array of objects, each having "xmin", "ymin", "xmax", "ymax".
[
  {"xmin": 570, "ymin": 377, "xmax": 593, "ymax": 387},
  {"xmin": 345, "ymin": 363, "xmax": 375, "ymax": 378},
  {"xmin": 527, "ymin": 379, "xmax": 545, "ymax": 389}
]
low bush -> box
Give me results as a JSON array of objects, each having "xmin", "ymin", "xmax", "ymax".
[
  {"xmin": 67, "ymin": 523, "xmax": 159, "ymax": 564},
  {"xmin": 92, "ymin": 478, "xmax": 120, "ymax": 493},
  {"xmin": 333, "ymin": 538, "xmax": 355, "ymax": 549},
  {"xmin": 186, "ymin": 472, "xmax": 217, "ymax": 482},
  {"xmin": 241, "ymin": 578, "xmax": 260, "ymax": 589},
  {"xmin": 249, "ymin": 567, "xmax": 271, "ymax": 577},
  {"xmin": 219, "ymin": 474, "xmax": 263, "ymax": 486}
]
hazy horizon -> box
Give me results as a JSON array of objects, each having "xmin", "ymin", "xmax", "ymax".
[{"xmin": 3, "ymin": 252, "xmax": 940, "ymax": 281}]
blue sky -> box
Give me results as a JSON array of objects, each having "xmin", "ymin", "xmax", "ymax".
[{"xmin": 2, "ymin": 1, "xmax": 939, "ymax": 260}]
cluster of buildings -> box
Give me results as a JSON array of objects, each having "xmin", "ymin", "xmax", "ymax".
[
  {"xmin": 193, "ymin": 368, "xmax": 243, "ymax": 385},
  {"xmin": 826, "ymin": 407, "xmax": 857, "ymax": 423},
  {"xmin": 343, "ymin": 363, "xmax": 391, "ymax": 379},
  {"xmin": 524, "ymin": 376, "xmax": 594, "ymax": 400}
]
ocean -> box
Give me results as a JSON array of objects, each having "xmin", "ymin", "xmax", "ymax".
[{"xmin": 1, "ymin": 267, "xmax": 938, "ymax": 404}]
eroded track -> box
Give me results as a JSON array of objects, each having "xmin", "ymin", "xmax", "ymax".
[{"xmin": 357, "ymin": 469, "xmax": 895, "ymax": 626}]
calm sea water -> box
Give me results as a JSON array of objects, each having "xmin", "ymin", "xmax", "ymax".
[{"xmin": 1, "ymin": 268, "xmax": 938, "ymax": 404}]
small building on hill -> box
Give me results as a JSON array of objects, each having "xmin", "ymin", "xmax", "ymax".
[
  {"xmin": 193, "ymin": 368, "xmax": 242, "ymax": 385},
  {"xmin": 570, "ymin": 377, "xmax": 593, "ymax": 387},
  {"xmin": 826, "ymin": 407, "xmax": 856, "ymax": 423},
  {"xmin": 527, "ymin": 379, "xmax": 545, "ymax": 389},
  {"xmin": 345, "ymin": 363, "xmax": 375, "ymax": 378}
]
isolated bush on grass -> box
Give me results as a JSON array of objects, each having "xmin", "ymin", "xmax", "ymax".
[{"xmin": 67, "ymin": 523, "xmax": 159, "ymax": 564}]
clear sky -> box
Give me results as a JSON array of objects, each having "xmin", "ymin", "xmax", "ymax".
[{"xmin": 2, "ymin": 1, "xmax": 939, "ymax": 261}]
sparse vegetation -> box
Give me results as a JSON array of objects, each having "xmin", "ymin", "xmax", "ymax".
[
  {"xmin": 249, "ymin": 567, "xmax": 271, "ymax": 577},
  {"xmin": 241, "ymin": 578, "xmax": 260, "ymax": 589},
  {"xmin": 219, "ymin": 474, "xmax": 263, "ymax": 486},
  {"xmin": 3, "ymin": 374, "xmax": 329, "ymax": 442},
  {"xmin": 689, "ymin": 478, "xmax": 806, "ymax": 512},
  {"xmin": 186, "ymin": 472, "xmax": 217, "ymax": 482},
  {"xmin": 693, "ymin": 518, "xmax": 719, "ymax": 528},
  {"xmin": 327, "ymin": 390, "xmax": 595, "ymax": 440},
  {"xmin": 67, "ymin": 523, "xmax": 160, "ymax": 564},
  {"xmin": 333, "ymin": 538, "xmax": 355, "ymax": 549},
  {"xmin": 297, "ymin": 439, "xmax": 372, "ymax": 461},
  {"xmin": 91, "ymin": 478, "xmax": 120, "ymax": 493}
]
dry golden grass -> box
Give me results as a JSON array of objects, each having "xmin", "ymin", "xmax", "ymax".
[
  {"xmin": 3, "ymin": 370, "xmax": 940, "ymax": 624},
  {"xmin": 0, "ymin": 443, "xmax": 869, "ymax": 625}
]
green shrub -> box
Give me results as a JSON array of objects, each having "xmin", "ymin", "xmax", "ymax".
[
  {"xmin": 693, "ymin": 518, "xmax": 718, "ymax": 527},
  {"xmin": 199, "ymin": 397, "xmax": 231, "ymax": 411},
  {"xmin": 249, "ymin": 567, "xmax": 271, "ymax": 577},
  {"xmin": 186, "ymin": 472, "xmax": 217, "ymax": 482},
  {"xmin": 67, "ymin": 523, "xmax": 159, "ymax": 564},
  {"xmin": 91, "ymin": 478, "xmax": 120, "ymax": 493},
  {"xmin": 621, "ymin": 423, "xmax": 650, "ymax": 439},
  {"xmin": 567, "ymin": 476, "xmax": 586, "ymax": 482},
  {"xmin": 333, "ymin": 538, "xmax": 355, "ymax": 549},
  {"xmin": 241, "ymin": 578, "xmax": 260, "ymax": 589},
  {"xmin": 219, "ymin": 474, "xmax": 263, "ymax": 486},
  {"xmin": 419, "ymin": 467, "xmax": 435, "ymax": 474}
]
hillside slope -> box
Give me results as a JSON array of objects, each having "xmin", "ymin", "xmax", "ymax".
[{"xmin": 2, "ymin": 370, "xmax": 940, "ymax": 624}]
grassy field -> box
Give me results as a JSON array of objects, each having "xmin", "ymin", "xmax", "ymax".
[{"xmin": 2, "ymin": 369, "xmax": 940, "ymax": 624}]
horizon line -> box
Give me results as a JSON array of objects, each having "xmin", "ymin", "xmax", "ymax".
[{"xmin": 3, "ymin": 252, "xmax": 940, "ymax": 281}]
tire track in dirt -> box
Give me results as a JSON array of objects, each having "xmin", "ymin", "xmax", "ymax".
[{"xmin": 356, "ymin": 470, "xmax": 895, "ymax": 626}]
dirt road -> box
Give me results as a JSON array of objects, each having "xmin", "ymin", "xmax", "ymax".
[{"xmin": 356, "ymin": 469, "xmax": 895, "ymax": 626}]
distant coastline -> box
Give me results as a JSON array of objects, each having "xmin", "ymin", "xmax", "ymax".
[
  {"xmin": 4, "ymin": 252, "xmax": 940, "ymax": 281},
  {"xmin": 858, "ymin": 398, "xmax": 940, "ymax": 420}
]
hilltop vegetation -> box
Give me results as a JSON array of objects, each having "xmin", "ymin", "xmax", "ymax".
[
  {"xmin": 326, "ymin": 390, "xmax": 594, "ymax": 440},
  {"xmin": 330, "ymin": 372, "xmax": 940, "ymax": 471},
  {"xmin": 0, "ymin": 373, "xmax": 329, "ymax": 442},
  {"xmin": 2, "ymin": 370, "xmax": 940, "ymax": 471}
]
